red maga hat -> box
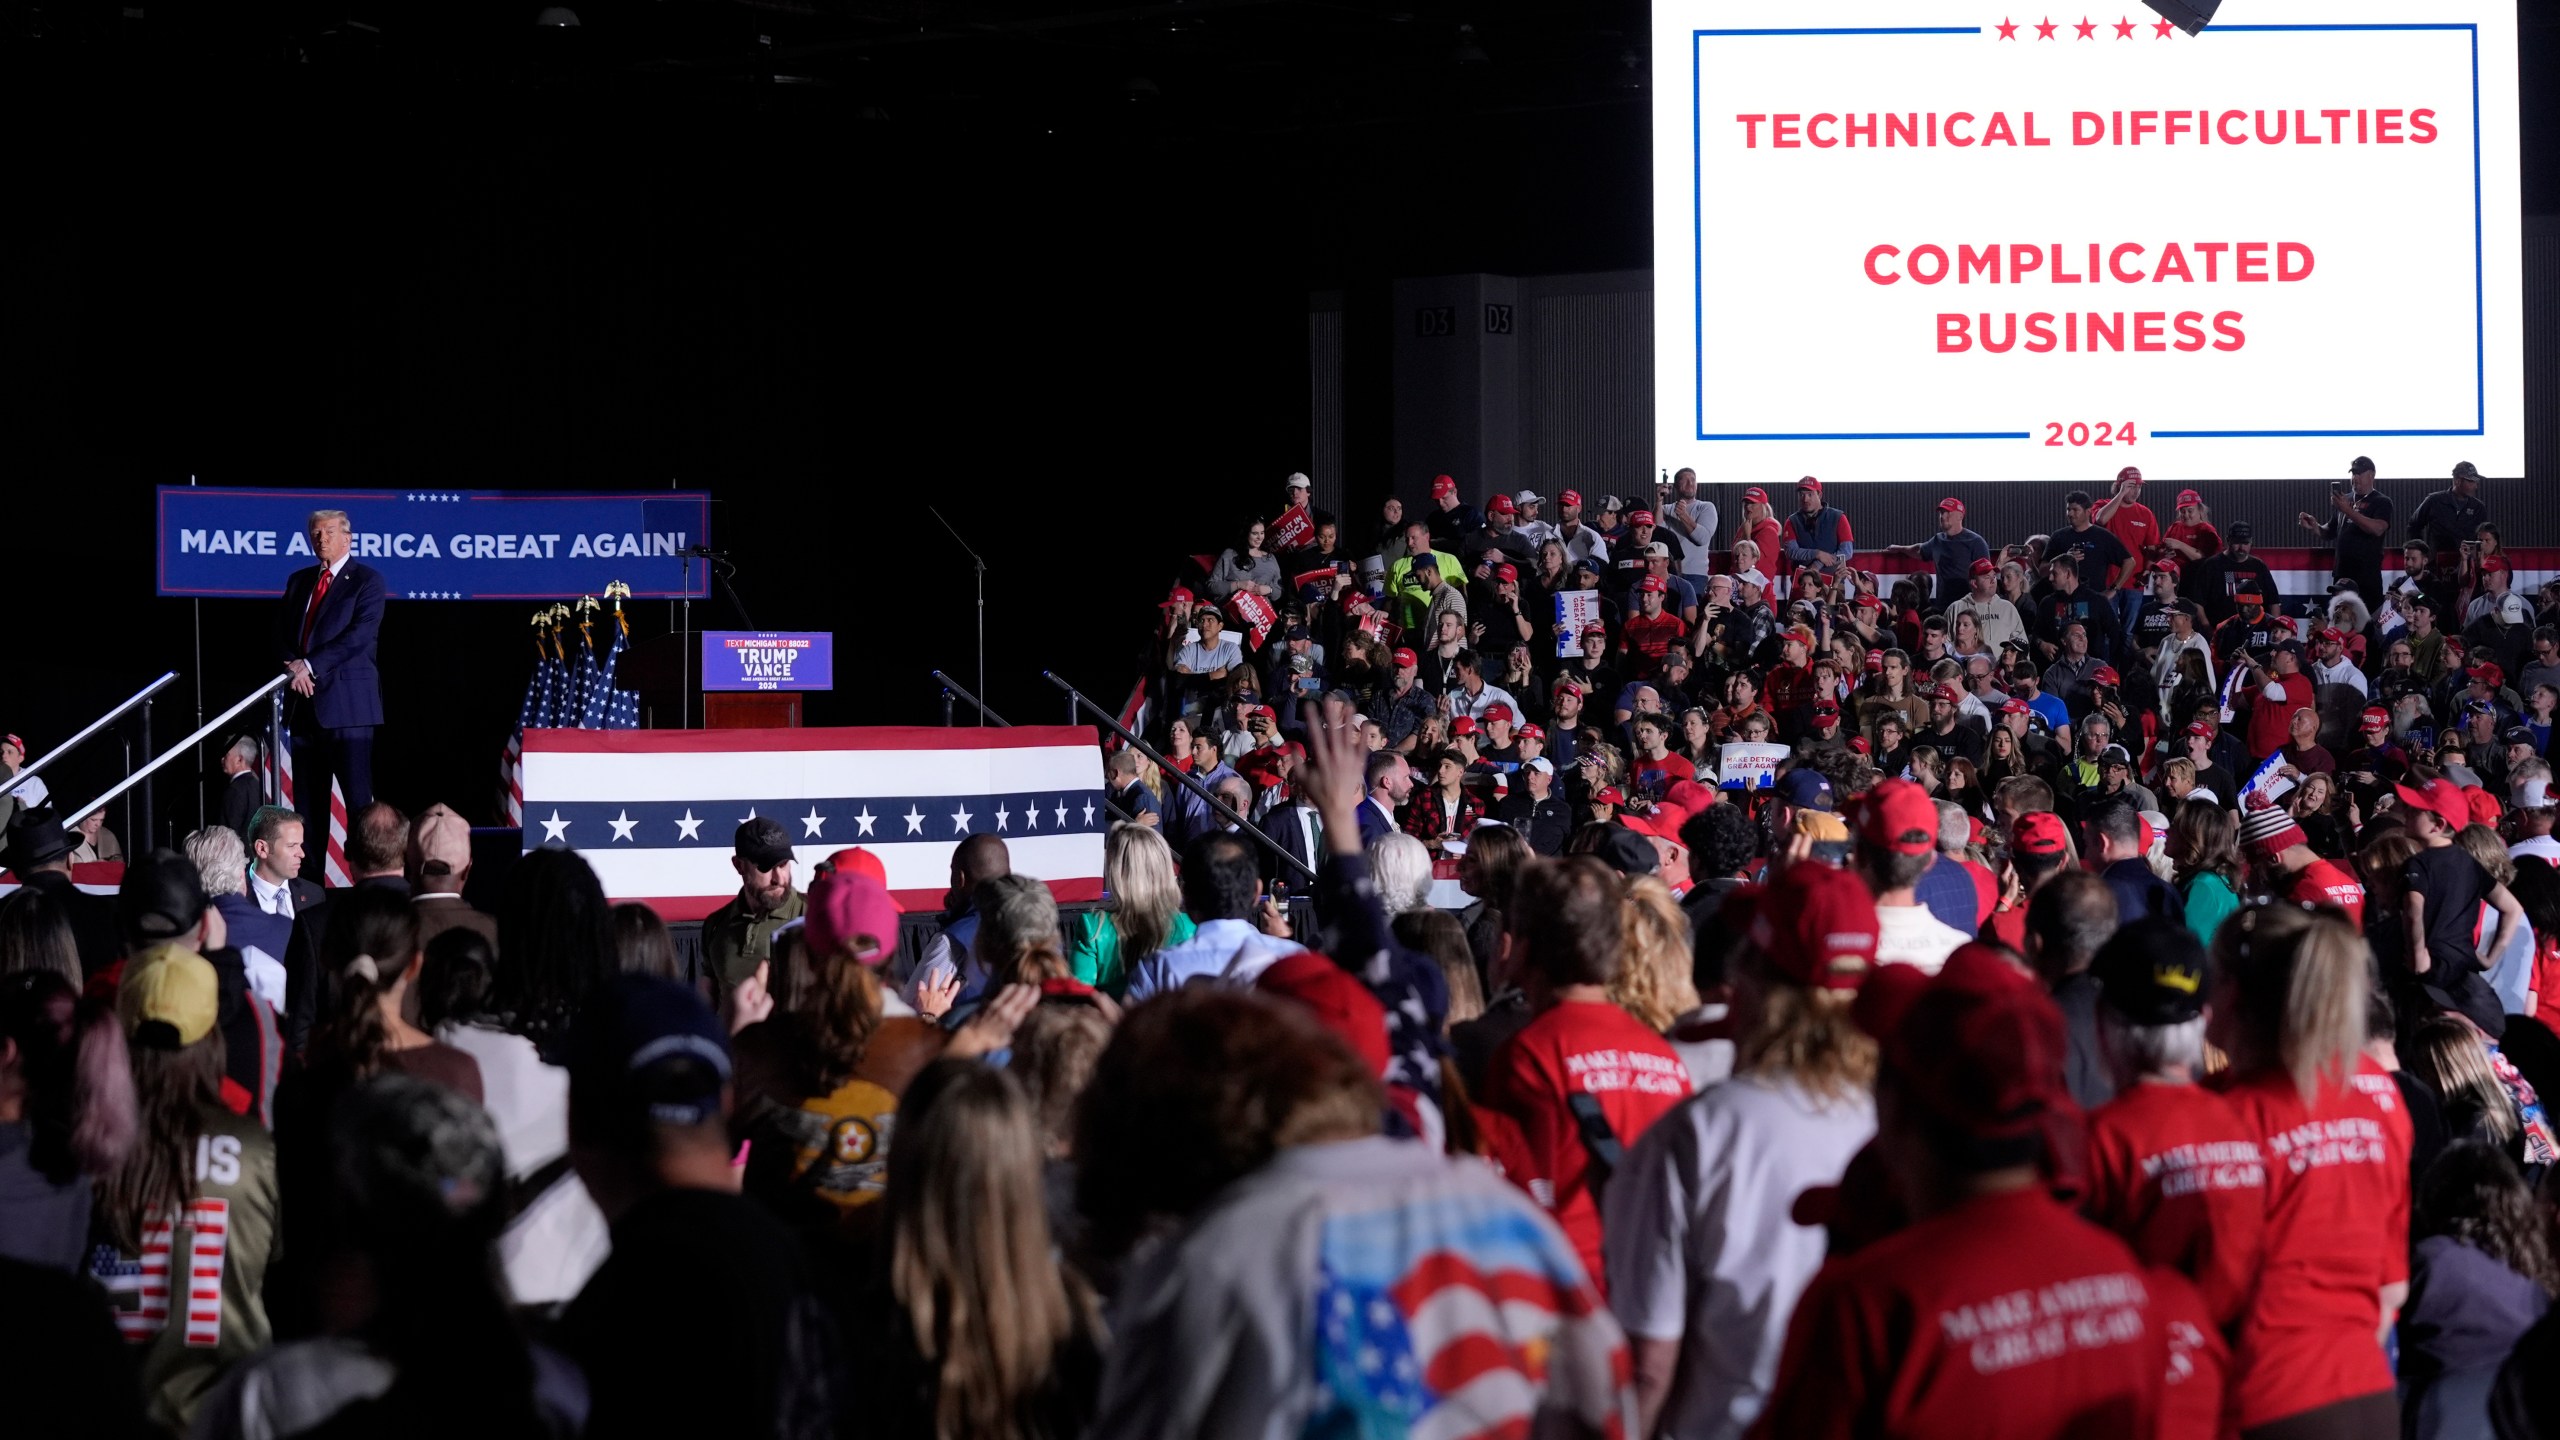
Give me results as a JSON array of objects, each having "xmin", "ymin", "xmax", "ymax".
[
  {"xmin": 1256, "ymin": 953, "xmax": 1389, "ymax": 1075},
  {"xmin": 1517, "ymin": 722, "xmax": 1546, "ymax": 740},
  {"xmin": 1594, "ymin": 785, "xmax": 1626, "ymax": 806},
  {"xmin": 1796, "ymin": 476, "xmax": 1823, "ymax": 492},
  {"xmin": 1483, "ymin": 703, "xmax": 1515, "ymax": 724},
  {"xmin": 1746, "ymin": 863, "xmax": 1878, "ymax": 992},
  {"xmin": 1431, "ymin": 473, "xmax": 1458, "ymax": 498},
  {"xmin": 1636, "ymin": 576, "xmax": 1668, "ymax": 594},
  {"xmin": 1449, "ymin": 716, "xmax": 1479, "ymax": 737},
  {"xmin": 2176, "ymin": 488, "xmax": 2203, "ymax": 507},
  {"xmin": 1486, "ymin": 493, "xmax": 1515, "ymax": 515},
  {"xmin": 1883, "ymin": 947, "xmax": 2069, "ymax": 1145},
  {"xmin": 1856, "ymin": 779, "xmax": 1939, "ymax": 858},
  {"xmin": 1558, "ymin": 488, "xmax": 1583, "ymax": 507},
  {"xmin": 1938, "ymin": 497, "xmax": 1965, "ymax": 513},
  {"xmin": 1391, "ymin": 647, "xmax": 1419, "ymax": 668},
  {"xmin": 2394, "ymin": 777, "xmax": 2471, "ymax": 831},
  {"xmin": 1970, "ymin": 557, "xmax": 1999, "ymax": 576},
  {"xmin": 1629, "ymin": 509, "xmax": 1656, "ymax": 526},
  {"xmin": 1494, "ymin": 563, "xmax": 1519, "ymax": 583},
  {"xmin": 2012, "ymin": 811, "xmax": 2072, "ymax": 857},
  {"xmin": 1741, "ymin": 486, "xmax": 1769, "ymax": 504}
]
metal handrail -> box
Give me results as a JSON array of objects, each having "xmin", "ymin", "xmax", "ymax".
[
  {"xmin": 1040, "ymin": 669, "xmax": 1316, "ymax": 882},
  {"xmin": 0, "ymin": 672, "xmax": 179, "ymax": 800},
  {"xmin": 930, "ymin": 670, "xmax": 1012, "ymax": 728},
  {"xmin": 63, "ymin": 675, "xmax": 288, "ymax": 830}
]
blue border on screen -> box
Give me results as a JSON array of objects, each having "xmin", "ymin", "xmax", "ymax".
[{"xmin": 1688, "ymin": 23, "xmax": 2485, "ymax": 443}]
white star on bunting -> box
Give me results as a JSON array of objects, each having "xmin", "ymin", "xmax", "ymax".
[
  {"xmin": 1082, "ymin": 800, "xmax": 1096, "ymax": 826},
  {"xmin": 674, "ymin": 809, "xmax": 704, "ymax": 841},
  {"xmin": 609, "ymin": 810, "xmax": 638, "ymax": 842},
  {"xmin": 904, "ymin": 807, "xmax": 925, "ymax": 835},
  {"xmin": 994, "ymin": 804, "xmax": 1010, "ymax": 832},
  {"xmin": 854, "ymin": 807, "xmax": 876, "ymax": 837},
  {"xmin": 1054, "ymin": 802, "xmax": 1069, "ymax": 827},
  {"xmin": 539, "ymin": 810, "xmax": 570, "ymax": 842},
  {"xmin": 951, "ymin": 804, "xmax": 973, "ymax": 833},
  {"xmin": 1023, "ymin": 804, "xmax": 1037, "ymax": 831},
  {"xmin": 739, "ymin": 806, "xmax": 757, "ymax": 826},
  {"xmin": 801, "ymin": 806, "xmax": 827, "ymax": 838}
]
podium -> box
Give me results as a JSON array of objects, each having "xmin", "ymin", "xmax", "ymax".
[{"xmin": 624, "ymin": 630, "xmax": 823, "ymax": 729}]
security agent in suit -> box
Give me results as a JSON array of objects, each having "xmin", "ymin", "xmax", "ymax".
[{"xmin": 273, "ymin": 508, "xmax": 387, "ymax": 884}]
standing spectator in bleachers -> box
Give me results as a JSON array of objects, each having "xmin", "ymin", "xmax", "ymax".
[
  {"xmin": 1663, "ymin": 468, "xmax": 1718, "ymax": 589},
  {"xmin": 1205, "ymin": 519, "xmax": 1281, "ymax": 603},
  {"xmin": 1883, "ymin": 497, "xmax": 1989, "ymax": 607},
  {"xmin": 2092, "ymin": 468, "xmax": 2161, "ymax": 634},
  {"xmin": 1778, "ymin": 477, "xmax": 1853, "ymax": 574},
  {"xmin": 2410, "ymin": 460, "xmax": 2488, "ymax": 556},
  {"xmin": 1555, "ymin": 489, "xmax": 1610, "ymax": 568},
  {"xmin": 1424, "ymin": 472, "xmax": 1483, "ymax": 551}
]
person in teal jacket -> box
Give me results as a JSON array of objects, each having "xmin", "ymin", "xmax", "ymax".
[
  {"xmin": 1068, "ymin": 824, "xmax": 1194, "ymax": 997},
  {"xmin": 2163, "ymin": 800, "xmax": 2242, "ymax": 948}
]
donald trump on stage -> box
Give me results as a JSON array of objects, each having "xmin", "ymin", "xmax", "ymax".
[{"xmin": 273, "ymin": 507, "xmax": 386, "ymax": 880}]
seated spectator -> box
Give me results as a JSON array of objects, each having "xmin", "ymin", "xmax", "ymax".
[{"xmin": 65, "ymin": 810, "xmax": 121, "ymax": 865}]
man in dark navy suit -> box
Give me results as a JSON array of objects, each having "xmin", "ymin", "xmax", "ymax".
[{"xmin": 273, "ymin": 508, "xmax": 386, "ymax": 882}]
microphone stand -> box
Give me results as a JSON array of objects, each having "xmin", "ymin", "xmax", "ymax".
[{"xmin": 927, "ymin": 507, "xmax": 988, "ymax": 726}]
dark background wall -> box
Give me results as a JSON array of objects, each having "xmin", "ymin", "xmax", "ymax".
[{"xmin": 1, "ymin": 0, "xmax": 2551, "ymax": 844}]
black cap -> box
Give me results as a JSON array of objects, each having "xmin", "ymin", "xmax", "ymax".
[
  {"xmin": 1284, "ymin": 623, "xmax": 1310, "ymax": 642},
  {"xmin": 569, "ymin": 976, "xmax": 734, "ymax": 1129},
  {"xmin": 2227, "ymin": 520, "xmax": 2255, "ymax": 542},
  {"xmin": 733, "ymin": 816, "xmax": 795, "ymax": 869},
  {"xmin": 2348, "ymin": 456, "xmax": 2375, "ymax": 476},
  {"xmin": 2453, "ymin": 461, "xmax": 2480, "ymax": 480},
  {"xmin": 2093, "ymin": 918, "xmax": 2210, "ymax": 1026},
  {"xmin": 2504, "ymin": 725, "xmax": 2536, "ymax": 747},
  {"xmin": 1590, "ymin": 825, "xmax": 1660, "ymax": 877},
  {"xmin": 2098, "ymin": 744, "xmax": 2133, "ymax": 768},
  {"xmin": 117, "ymin": 849, "xmax": 209, "ymax": 944},
  {"xmin": 0, "ymin": 810, "xmax": 71, "ymax": 872}
]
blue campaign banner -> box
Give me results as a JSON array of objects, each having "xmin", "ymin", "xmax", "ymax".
[
  {"xmin": 700, "ymin": 631, "xmax": 835, "ymax": 692},
  {"xmin": 156, "ymin": 488, "xmax": 713, "ymax": 600}
]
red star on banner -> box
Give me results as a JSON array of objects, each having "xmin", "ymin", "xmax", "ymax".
[
  {"xmin": 1996, "ymin": 16, "xmax": 2019, "ymax": 38},
  {"xmin": 2154, "ymin": 16, "xmax": 2177, "ymax": 35},
  {"xmin": 2113, "ymin": 15, "xmax": 2136, "ymax": 36},
  {"xmin": 2036, "ymin": 16, "xmax": 2058, "ymax": 38},
  {"xmin": 2074, "ymin": 16, "xmax": 2096, "ymax": 38}
]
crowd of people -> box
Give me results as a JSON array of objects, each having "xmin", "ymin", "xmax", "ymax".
[{"xmin": 2, "ymin": 460, "xmax": 2559, "ymax": 1439}]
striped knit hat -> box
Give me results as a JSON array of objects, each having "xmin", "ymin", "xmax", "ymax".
[{"xmin": 2238, "ymin": 801, "xmax": 2307, "ymax": 859}]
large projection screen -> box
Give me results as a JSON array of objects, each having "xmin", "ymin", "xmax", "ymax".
[{"xmin": 1651, "ymin": 0, "xmax": 2524, "ymax": 484}]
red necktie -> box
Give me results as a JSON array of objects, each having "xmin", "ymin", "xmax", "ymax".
[{"xmin": 300, "ymin": 567, "xmax": 334, "ymax": 651}]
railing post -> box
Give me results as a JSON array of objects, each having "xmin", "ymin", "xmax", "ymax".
[
  {"xmin": 267, "ymin": 692, "xmax": 284, "ymax": 805},
  {"xmin": 941, "ymin": 689, "xmax": 955, "ymax": 728},
  {"xmin": 1041, "ymin": 670, "xmax": 1315, "ymax": 882},
  {"xmin": 139, "ymin": 697, "xmax": 154, "ymax": 851}
]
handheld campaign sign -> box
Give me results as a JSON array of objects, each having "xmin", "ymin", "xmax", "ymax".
[
  {"xmin": 157, "ymin": 488, "xmax": 712, "ymax": 599},
  {"xmin": 1556, "ymin": 590, "xmax": 1605, "ymax": 657},
  {"xmin": 700, "ymin": 633, "xmax": 835, "ymax": 692},
  {"xmin": 1269, "ymin": 503, "xmax": 1315, "ymax": 553},
  {"xmin": 1652, "ymin": 0, "xmax": 2523, "ymax": 482},
  {"xmin": 1718, "ymin": 741, "xmax": 1794, "ymax": 791}
]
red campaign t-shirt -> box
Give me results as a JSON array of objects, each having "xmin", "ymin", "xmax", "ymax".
[
  {"xmin": 2152, "ymin": 1268, "xmax": 2231, "ymax": 1440},
  {"xmin": 2286, "ymin": 859, "xmax": 2367, "ymax": 929},
  {"xmin": 1983, "ymin": 901, "xmax": 2027, "ymax": 953},
  {"xmin": 2107, "ymin": 502, "xmax": 2161, "ymax": 587},
  {"xmin": 1483, "ymin": 998, "xmax": 1693, "ymax": 1288},
  {"xmin": 2243, "ymin": 679, "xmax": 2311, "ymax": 763},
  {"xmin": 2165, "ymin": 520, "xmax": 2222, "ymax": 561},
  {"xmin": 1756, "ymin": 1187, "xmax": 2168, "ymax": 1440},
  {"xmin": 1957, "ymin": 857, "xmax": 1999, "ymax": 927},
  {"xmin": 1748, "ymin": 518, "xmax": 1785, "ymax": 581},
  {"xmin": 2208, "ymin": 1058, "xmax": 2410, "ymax": 1430},
  {"xmin": 2082, "ymin": 1082, "xmax": 2269, "ymax": 1329},
  {"xmin": 1621, "ymin": 611, "xmax": 1688, "ymax": 675}
]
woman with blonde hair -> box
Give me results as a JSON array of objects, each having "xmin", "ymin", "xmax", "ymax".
[
  {"xmin": 2406, "ymin": 1016, "xmax": 2525, "ymax": 1151},
  {"xmin": 1069, "ymin": 824, "xmax": 1192, "ymax": 998},
  {"xmin": 2207, "ymin": 902, "xmax": 2410, "ymax": 1438},
  {"xmin": 853, "ymin": 1059, "xmax": 1105, "ymax": 1440},
  {"xmin": 1613, "ymin": 874, "xmax": 1724, "ymax": 1089}
]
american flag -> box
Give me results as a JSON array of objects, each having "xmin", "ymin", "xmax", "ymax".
[
  {"xmin": 1306, "ymin": 1190, "xmax": 1631, "ymax": 1439},
  {"xmin": 581, "ymin": 602, "xmax": 640, "ymax": 730},
  {"xmin": 269, "ymin": 731, "xmax": 351, "ymax": 887},
  {"xmin": 519, "ymin": 725, "xmax": 1109, "ymax": 919}
]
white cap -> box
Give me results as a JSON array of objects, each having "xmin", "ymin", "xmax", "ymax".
[
  {"xmin": 1525, "ymin": 756, "xmax": 1554, "ymax": 775},
  {"xmin": 2515, "ymin": 778, "xmax": 2554, "ymax": 810},
  {"xmin": 1286, "ymin": 472, "xmax": 1311, "ymax": 489},
  {"xmin": 2186, "ymin": 787, "xmax": 2220, "ymax": 806},
  {"xmin": 1515, "ymin": 490, "xmax": 1544, "ymax": 506}
]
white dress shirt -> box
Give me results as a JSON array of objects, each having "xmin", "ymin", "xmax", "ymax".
[{"xmin": 247, "ymin": 867, "xmax": 295, "ymax": 918}]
